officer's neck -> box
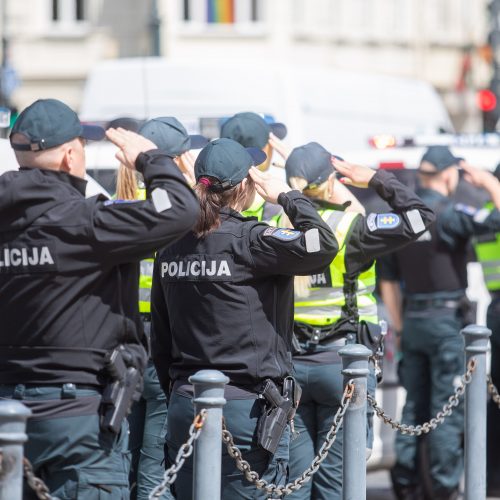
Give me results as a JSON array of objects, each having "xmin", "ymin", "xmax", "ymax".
[{"xmin": 421, "ymin": 179, "xmax": 450, "ymax": 197}]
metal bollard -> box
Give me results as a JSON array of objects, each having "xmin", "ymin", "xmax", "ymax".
[
  {"xmin": 462, "ymin": 324, "xmax": 491, "ymax": 500},
  {"xmin": 339, "ymin": 343, "xmax": 371, "ymax": 500},
  {"xmin": 0, "ymin": 400, "xmax": 31, "ymax": 500},
  {"xmin": 190, "ymin": 369, "xmax": 229, "ymax": 500}
]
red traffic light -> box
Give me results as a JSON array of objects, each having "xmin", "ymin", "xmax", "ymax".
[{"xmin": 477, "ymin": 89, "xmax": 497, "ymax": 112}]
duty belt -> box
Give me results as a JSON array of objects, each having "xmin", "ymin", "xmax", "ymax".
[
  {"xmin": 293, "ymin": 322, "xmax": 347, "ymax": 346},
  {"xmin": 406, "ymin": 298, "xmax": 462, "ymax": 310}
]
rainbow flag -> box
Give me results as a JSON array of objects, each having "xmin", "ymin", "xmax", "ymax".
[{"xmin": 207, "ymin": 0, "xmax": 234, "ymax": 24}]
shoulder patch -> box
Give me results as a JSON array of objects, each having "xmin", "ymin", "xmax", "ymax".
[
  {"xmin": 454, "ymin": 203, "xmax": 477, "ymax": 217},
  {"xmin": 367, "ymin": 213, "xmax": 377, "ymax": 231},
  {"xmin": 263, "ymin": 227, "xmax": 301, "ymax": 241},
  {"xmin": 473, "ymin": 207, "xmax": 492, "ymax": 223},
  {"xmin": 368, "ymin": 213, "xmax": 401, "ymax": 231},
  {"xmin": 103, "ymin": 199, "xmax": 140, "ymax": 206}
]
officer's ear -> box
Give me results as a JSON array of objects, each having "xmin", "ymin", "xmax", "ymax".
[
  {"xmin": 442, "ymin": 166, "xmax": 459, "ymax": 194},
  {"xmin": 59, "ymin": 145, "xmax": 72, "ymax": 174},
  {"xmin": 326, "ymin": 173, "xmax": 336, "ymax": 199}
]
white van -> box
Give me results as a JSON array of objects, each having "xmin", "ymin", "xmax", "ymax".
[
  {"xmin": 80, "ymin": 58, "xmax": 454, "ymax": 152},
  {"xmin": 0, "ymin": 138, "xmax": 110, "ymax": 199}
]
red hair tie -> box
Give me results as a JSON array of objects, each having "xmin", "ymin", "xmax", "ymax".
[{"xmin": 199, "ymin": 177, "xmax": 212, "ymax": 186}]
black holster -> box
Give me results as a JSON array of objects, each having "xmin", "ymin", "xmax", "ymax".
[
  {"xmin": 100, "ymin": 345, "xmax": 144, "ymax": 433},
  {"xmin": 357, "ymin": 320, "xmax": 387, "ymax": 383},
  {"xmin": 457, "ymin": 296, "xmax": 477, "ymax": 327},
  {"xmin": 256, "ymin": 377, "xmax": 301, "ymax": 455},
  {"xmin": 357, "ymin": 320, "xmax": 384, "ymax": 355}
]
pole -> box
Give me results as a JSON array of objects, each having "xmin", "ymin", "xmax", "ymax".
[
  {"xmin": 462, "ymin": 324, "xmax": 491, "ymax": 500},
  {"xmin": 150, "ymin": 0, "xmax": 161, "ymax": 56},
  {"xmin": 339, "ymin": 343, "xmax": 371, "ymax": 500},
  {"xmin": 0, "ymin": 400, "xmax": 31, "ymax": 500},
  {"xmin": 190, "ymin": 369, "xmax": 228, "ymax": 500}
]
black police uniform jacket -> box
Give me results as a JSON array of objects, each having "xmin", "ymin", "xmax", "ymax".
[
  {"xmin": 151, "ymin": 190, "xmax": 338, "ymax": 392},
  {"xmin": 0, "ymin": 150, "xmax": 199, "ymax": 387},
  {"xmin": 378, "ymin": 187, "xmax": 500, "ymax": 294}
]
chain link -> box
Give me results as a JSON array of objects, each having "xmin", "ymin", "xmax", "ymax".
[
  {"xmin": 23, "ymin": 457, "xmax": 55, "ymax": 500},
  {"xmin": 368, "ymin": 358, "xmax": 477, "ymax": 436},
  {"xmin": 148, "ymin": 409, "xmax": 207, "ymax": 499},
  {"xmin": 221, "ymin": 381, "xmax": 354, "ymax": 498},
  {"xmin": 488, "ymin": 375, "xmax": 500, "ymax": 409}
]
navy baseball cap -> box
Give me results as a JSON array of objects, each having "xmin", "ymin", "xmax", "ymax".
[
  {"xmin": 285, "ymin": 142, "xmax": 343, "ymax": 188},
  {"xmin": 420, "ymin": 146, "xmax": 463, "ymax": 172},
  {"xmin": 107, "ymin": 116, "xmax": 143, "ymax": 132},
  {"xmin": 10, "ymin": 99, "xmax": 104, "ymax": 151},
  {"xmin": 195, "ymin": 138, "xmax": 266, "ymax": 191},
  {"xmin": 220, "ymin": 112, "xmax": 287, "ymax": 149},
  {"xmin": 139, "ymin": 117, "xmax": 208, "ymax": 157}
]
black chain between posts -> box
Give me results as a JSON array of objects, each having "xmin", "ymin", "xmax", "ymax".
[
  {"xmin": 221, "ymin": 380, "xmax": 355, "ymax": 499},
  {"xmin": 23, "ymin": 457, "xmax": 55, "ymax": 500},
  {"xmin": 148, "ymin": 409, "xmax": 207, "ymax": 499},
  {"xmin": 368, "ymin": 358, "xmax": 477, "ymax": 436},
  {"xmin": 488, "ymin": 375, "xmax": 500, "ymax": 409}
]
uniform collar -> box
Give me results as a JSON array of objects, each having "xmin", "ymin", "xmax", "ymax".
[
  {"xmin": 310, "ymin": 198, "xmax": 349, "ymax": 212},
  {"xmin": 417, "ymin": 187, "xmax": 447, "ymax": 201},
  {"xmin": 20, "ymin": 167, "xmax": 87, "ymax": 196}
]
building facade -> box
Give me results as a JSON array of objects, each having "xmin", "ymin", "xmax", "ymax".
[{"xmin": 0, "ymin": 0, "xmax": 492, "ymax": 129}]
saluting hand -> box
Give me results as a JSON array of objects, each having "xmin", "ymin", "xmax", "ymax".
[
  {"xmin": 249, "ymin": 167, "xmax": 291, "ymax": 204},
  {"xmin": 106, "ymin": 128, "xmax": 157, "ymax": 170},
  {"xmin": 460, "ymin": 162, "xmax": 498, "ymax": 189},
  {"xmin": 269, "ymin": 133, "xmax": 292, "ymax": 161},
  {"xmin": 178, "ymin": 150, "xmax": 196, "ymax": 186},
  {"xmin": 331, "ymin": 158, "xmax": 375, "ymax": 188}
]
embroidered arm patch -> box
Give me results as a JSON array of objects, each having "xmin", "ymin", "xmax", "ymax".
[
  {"xmin": 454, "ymin": 203, "xmax": 477, "ymax": 217},
  {"xmin": 263, "ymin": 227, "xmax": 302, "ymax": 241},
  {"xmin": 367, "ymin": 213, "xmax": 401, "ymax": 231}
]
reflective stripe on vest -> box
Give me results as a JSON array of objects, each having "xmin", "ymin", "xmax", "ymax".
[
  {"xmin": 135, "ymin": 188, "xmax": 154, "ymax": 314},
  {"xmin": 294, "ymin": 209, "xmax": 378, "ymax": 326},
  {"xmin": 139, "ymin": 258, "xmax": 154, "ymax": 314},
  {"xmin": 473, "ymin": 202, "xmax": 500, "ymax": 292}
]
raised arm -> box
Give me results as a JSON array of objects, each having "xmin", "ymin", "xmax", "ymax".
[{"xmin": 89, "ymin": 128, "xmax": 200, "ymax": 265}]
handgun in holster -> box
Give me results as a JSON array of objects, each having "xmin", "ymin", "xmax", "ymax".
[
  {"xmin": 256, "ymin": 377, "xmax": 301, "ymax": 454},
  {"xmin": 100, "ymin": 345, "xmax": 143, "ymax": 434}
]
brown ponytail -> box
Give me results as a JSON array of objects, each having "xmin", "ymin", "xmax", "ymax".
[
  {"xmin": 116, "ymin": 164, "xmax": 139, "ymax": 200},
  {"xmin": 193, "ymin": 176, "xmax": 254, "ymax": 238}
]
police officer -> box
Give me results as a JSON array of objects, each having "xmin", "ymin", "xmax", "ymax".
[
  {"xmin": 378, "ymin": 146, "xmax": 500, "ymax": 500},
  {"xmin": 220, "ymin": 111, "xmax": 287, "ymax": 223},
  {"xmin": 475, "ymin": 164, "xmax": 500, "ymax": 496},
  {"xmin": 151, "ymin": 137, "xmax": 340, "ymax": 499},
  {"xmin": 279, "ymin": 143, "xmax": 434, "ymax": 500},
  {"xmin": 0, "ymin": 99, "xmax": 199, "ymax": 499},
  {"xmin": 117, "ymin": 117, "xmax": 207, "ymax": 500}
]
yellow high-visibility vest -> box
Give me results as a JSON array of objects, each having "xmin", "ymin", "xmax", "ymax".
[
  {"xmin": 473, "ymin": 202, "xmax": 500, "ymax": 292},
  {"xmin": 293, "ymin": 209, "xmax": 378, "ymax": 326}
]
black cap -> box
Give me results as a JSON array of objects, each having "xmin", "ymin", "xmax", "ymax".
[
  {"xmin": 139, "ymin": 117, "xmax": 208, "ymax": 157},
  {"xmin": 194, "ymin": 138, "xmax": 266, "ymax": 191},
  {"xmin": 220, "ymin": 112, "xmax": 287, "ymax": 149},
  {"xmin": 420, "ymin": 146, "xmax": 463, "ymax": 172},
  {"xmin": 10, "ymin": 99, "xmax": 105, "ymax": 151},
  {"xmin": 285, "ymin": 142, "xmax": 342, "ymax": 188},
  {"xmin": 107, "ymin": 116, "xmax": 143, "ymax": 132}
]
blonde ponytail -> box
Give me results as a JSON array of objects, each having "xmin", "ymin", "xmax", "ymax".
[
  {"xmin": 286, "ymin": 176, "xmax": 329, "ymax": 299},
  {"xmin": 116, "ymin": 164, "xmax": 139, "ymax": 200}
]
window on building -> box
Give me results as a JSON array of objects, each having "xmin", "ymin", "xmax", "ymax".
[
  {"xmin": 182, "ymin": 0, "xmax": 262, "ymax": 26},
  {"xmin": 51, "ymin": 0, "xmax": 86, "ymax": 23}
]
